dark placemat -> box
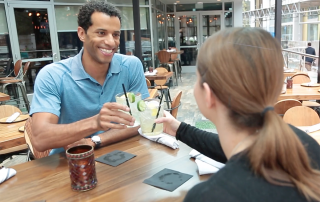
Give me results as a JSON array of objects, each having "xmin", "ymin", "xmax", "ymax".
[
  {"xmin": 143, "ymin": 168, "xmax": 193, "ymax": 192},
  {"xmin": 95, "ymin": 150, "xmax": 136, "ymax": 167}
]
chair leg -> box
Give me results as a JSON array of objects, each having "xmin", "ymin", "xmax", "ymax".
[
  {"xmin": 17, "ymin": 83, "xmax": 30, "ymax": 112},
  {"xmin": 174, "ymin": 61, "xmax": 178, "ymax": 86}
]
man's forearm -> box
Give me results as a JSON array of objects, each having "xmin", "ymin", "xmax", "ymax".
[
  {"xmin": 32, "ymin": 115, "xmax": 100, "ymax": 152},
  {"xmin": 99, "ymin": 126, "xmax": 140, "ymax": 147}
]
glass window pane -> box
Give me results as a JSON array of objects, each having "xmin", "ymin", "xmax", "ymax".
[
  {"xmin": 202, "ymin": 15, "xmax": 221, "ymax": 42},
  {"xmin": 179, "ymin": 15, "xmax": 198, "ymax": 46},
  {"xmin": 176, "ymin": 4, "xmax": 195, "ymax": 12},
  {"xmin": 156, "ymin": 0, "xmax": 164, "ymax": 11},
  {"xmin": 166, "ymin": 4, "xmax": 174, "ymax": 12},
  {"xmin": 0, "ymin": 4, "xmax": 12, "ymax": 60},
  {"xmin": 14, "ymin": 8, "xmax": 53, "ymax": 60},
  {"xmin": 107, "ymin": 0, "xmax": 148, "ymax": 5},
  {"xmin": 54, "ymin": 0, "xmax": 102, "ymax": 2},
  {"xmin": 55, "ymin": 6, "xmax": 82, "ymax": 59},
  {"xmin": 224, "ymin": 2, "xmax": 233, "ymax": 11},
  {"xmin": 167, "ymin": 14, "xmax": 175, "ymax": 48},
  {"xmin": 203, "ymin": 3, "xmax": 222, "ymax": 11},
  {"xmin": 281, "ymin": 24, "xmax": 293, "ymax": 41},
  {"xmin": 55, "ymin": 6, "xmax": 80, "ymax": 32},
  {"xmin": 225, "ymin": 12, "xmax": 233, "ymax": 28}
]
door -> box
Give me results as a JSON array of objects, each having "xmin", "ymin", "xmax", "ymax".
[
  {"xmin": 175, "ymin": 11, "xmax": 223, "ymax": 70},
  {"xmin": 6, "ymin": 3, "xmax": 60, "ymax": 66}
]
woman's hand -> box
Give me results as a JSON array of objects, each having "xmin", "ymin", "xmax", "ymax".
[{"xmin": 155, "ymin": 111, "xmax": 181, "ymax": 137}]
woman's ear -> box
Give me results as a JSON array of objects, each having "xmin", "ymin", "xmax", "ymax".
[{"xmin": 203, "ymin": 82, "xmax": 216, "ymax": 109}]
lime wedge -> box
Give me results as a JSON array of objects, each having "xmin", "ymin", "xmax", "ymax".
[
  {"xmin": 137, "ymin": 100, "xmax": 147, "ymax": 112},
  {"xmin": 127, "ymin": 92, "xmax": 135, "ymax": 103}
]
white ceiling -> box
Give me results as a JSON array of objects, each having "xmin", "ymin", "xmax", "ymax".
[{"xmin": 160, "ymin": 0, "xmax": 243, "ymax": 4}]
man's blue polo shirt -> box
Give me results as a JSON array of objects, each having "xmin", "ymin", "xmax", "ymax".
[{"xmin": 30, "ymin": 49, "xmax": 149, "ymax": 155}]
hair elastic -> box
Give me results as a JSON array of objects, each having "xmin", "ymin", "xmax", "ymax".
[{"xmin": 261, "ymin": 106, "xmax": 274, "ymax": 117}]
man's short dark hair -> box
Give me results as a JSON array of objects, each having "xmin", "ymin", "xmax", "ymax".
[
  {"xmin": 78, "ymin": 2, "xmax": 121, "ymax": 33},
  {"xmin": 308, "ymin": 42, "xmax": 311, "ymax": 46}
]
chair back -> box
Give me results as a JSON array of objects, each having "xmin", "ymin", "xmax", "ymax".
[
  {"xmin": 0, "ymin": 105, "xmax": 22, "ymax": 119},
  {"xmin": 154, "ymin": 67, "xmax": 168, "ymax": 86},
  {"xmin": 24, "ymin": 117, "xmax": 51, "ymax": 159},
  {"xmin": 283, "ymin": 106, "xmax": 320, "ymax": 126},
  {"xmin": 157, "ymin": 50, "xmax": 171, "ymax": 63},
  {"xmin": 170, "ymin": 47, "xmax": 178, "ymax": 61},
  {"xmin": 170, "ymin": 91, "xmax": 182, "ymax": 118},
  {"xmin": 274, "ymin": 99, "xmax": 302, "ymax": 116},
  {"xmin": 5, "ymin": 58, "xmax": 13, "ymax": 76},
  {"xmin": 146, "ymin": 78, "xmax": 151, "ymax": 87},
  {"xmin": 23, "ymin": 61, "xmax": 31, "ymax": 76},
  {"xmin": 13, "ymin": 60, "xmax": 22, "ymax": 78},
  {"xmin": 291, "ymin": 73, "xmax": 311, "ymax": 84},
  {"xmin": 126, "ymin": 51, "xmax": 133, "ymax": 55}
]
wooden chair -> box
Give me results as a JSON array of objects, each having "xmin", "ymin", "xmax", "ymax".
[
  {"xmin": 170, "ymin": 47, "xmax": 182, "ymax": 81},
  {"xmin": 157, "ymin": 50, "xmax": 177, "ymax": 85},
  {"xmin": 274, "ymin": 99, "xmax": 302, "ymax": 116},
  {"xmin": 283, "ymin": 106, "xmax": 320, "ymax": 126},
  {"xmin": 0, "ymin": 105, "xmax": 22, "ymax": 119},
  {"xmin": 0, "ymin": 61, "xmax": 31, "ymax": 112},
  {"xmin": 291, "ymin": 73, "xmax": 311, "ymax": 84},
  {"xmin": 146, "ymin": 78, "xmax": 152, "ymax": 88},
  {"xmin": 154, "ymin": 67, "xmax": 172, "ymax": 109},
  {"xmin": 166, "ymin": 91, "xmax": 182, "ymax": 118},
  {"xmin": 0, "ymin": 60, "xmax": 22, "ymax": 80},
  {"xmin": 24, "ymin": 117, "xmax": 51, "ymax": 160}
]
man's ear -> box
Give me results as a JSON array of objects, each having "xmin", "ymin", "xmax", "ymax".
[
  {"xmin": 203, "ymin": 82, "xmax": 216, "ymax": 109},
  {"xmin": 77, "ymin": 27, "xmax": 85, "ymax": 42}
]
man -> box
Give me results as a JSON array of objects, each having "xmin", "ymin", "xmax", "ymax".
[
  {"xmin": 30, "ymin": 2, "xmax": 149, "ymax": 155},
  {"xmin": 305, "ymin": 42, "xmax": 316, "ymax": 71}
]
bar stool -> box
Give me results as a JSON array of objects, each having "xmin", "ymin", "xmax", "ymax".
[
  {"xmin": 154, "ymin": 67, "xmax": 172, "ymax": 109},
  {"xmin": 0, "ymin": 61, "xmax": 31, "ymax": 112},
  {"xmin": 157, "ymin": 50, "xmax": 177, "ymax": 86}
]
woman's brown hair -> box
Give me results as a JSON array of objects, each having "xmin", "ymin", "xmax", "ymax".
[{"xmin": 197, "ymin": 27, "xmax": 320, "ymax": 201}]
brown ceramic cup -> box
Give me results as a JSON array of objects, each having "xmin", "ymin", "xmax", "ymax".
[{"xmin": 66, "ymin": 145, "xmax": 97, "ymax": 191}]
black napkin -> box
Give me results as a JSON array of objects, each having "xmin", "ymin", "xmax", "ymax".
[
  {"xmin": 143, "ymin": 168, "xmax": 193, "ymax": 192},
  {"xmin": 95, "ymin": 150, "xmax": 136, "ymax": 167}
]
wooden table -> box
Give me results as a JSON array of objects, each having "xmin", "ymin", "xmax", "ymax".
[
  {"xmin": 145, "ymin": 71, "xmax": 173, "ymax": 81},
  {"xmin": 278, "ymin": 84, "xmax": 320, "ymax": 101},
  {"xmin": 0, "ymin": 136, "xmax": 210, "ymax": 201},
  {"xmin": 0, "ymin": 121, "xmax": 27, "ymax": 154},
  {"xmin": 0, "ymin": 92, "xmax": 10, "ymax": 102}
]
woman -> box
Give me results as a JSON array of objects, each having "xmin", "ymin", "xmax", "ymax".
[{"xmin": 156, "ymin": 28, "xmax": 320, "ymax": 202}]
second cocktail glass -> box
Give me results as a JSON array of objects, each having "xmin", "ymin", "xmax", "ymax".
[
  {"xmin": 115, "ymin": 92, "xmax": 141, "ymax": 127},
  {"xmin": 139, "ymin": 98, "xmax": 164, "ymax": 136}
]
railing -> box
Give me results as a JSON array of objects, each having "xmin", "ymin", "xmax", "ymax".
[{"xmin": 282, "ymin": 49, "xmax": 318, "ymax": 70}]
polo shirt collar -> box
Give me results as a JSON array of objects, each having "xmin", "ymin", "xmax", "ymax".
[{"xmin": 71, "ymin": 49, "xmax": 121, "ymax": 81}]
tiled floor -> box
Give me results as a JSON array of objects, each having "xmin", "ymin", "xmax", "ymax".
[{"xmin": 1, "ymin": 72, "xmax": 213, "ymax": 167}]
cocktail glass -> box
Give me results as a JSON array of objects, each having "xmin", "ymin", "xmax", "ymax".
[
  {"xmin": 139, "ymin": 99, "xmax": 164, "ymax": 136},
  {"xmin": 115, "ymin": 92, "xmax": 141, "ymax": 127}
]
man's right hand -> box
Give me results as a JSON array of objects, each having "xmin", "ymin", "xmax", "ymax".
[{"xmin": 95, "ymin": 102, "xmax": 135, "ymax": 131}]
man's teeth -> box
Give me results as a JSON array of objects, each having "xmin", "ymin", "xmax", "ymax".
[{"xmin": 101, "ymin": 49, "xmax": 112, "ymax": 53}]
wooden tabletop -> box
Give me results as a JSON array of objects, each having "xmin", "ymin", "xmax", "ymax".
[
  {"xmin": 0, "ymin": 121, "xmax": 27, "ymax": 154},
  {"xmin": 0, "ymin": 136, "xmax": 210, "ymax": 201},
  {"xmin": 0, "ymin": 92, "xmax": 10, "ymax": 102},
  {"xmin": 278, "ymin": 84, "xmax": 320, "ymax": 101},
  {"xmin": 145, "ymin": 71, "xmax": 173, "ymax": 81}
]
